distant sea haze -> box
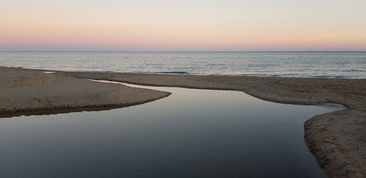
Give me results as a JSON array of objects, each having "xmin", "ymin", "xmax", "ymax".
[{"xmin": 0, "ymin": 51, "xmax": 365, "ymax": 79}]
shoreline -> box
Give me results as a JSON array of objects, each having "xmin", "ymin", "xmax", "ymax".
[
  {"xmin": 1, "ymin": 66, "xmax": 365, "ymax": 177},
  {"xmin": 58, "ymin": 70, "xmax": 366, "ymax": 178},
  {"xmin": 0, "ymin": 66, "xmax": 171, "ymax": 117}
]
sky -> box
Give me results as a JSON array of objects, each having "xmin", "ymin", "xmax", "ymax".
[{"xmin": 1, "ymin": 0, "xmax": 366, "ymax": 51}]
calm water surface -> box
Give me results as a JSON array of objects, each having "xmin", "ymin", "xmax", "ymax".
[
  {"xmin": 0, "ymin": 84, "xmax": 342, "ymax": 178},
  {"xmin": 0, "ymin": 51, "xmax": 365, "ymax": 79}
]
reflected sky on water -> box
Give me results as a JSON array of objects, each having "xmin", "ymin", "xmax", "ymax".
[{"xmin": 0, "ymin": 84, "xmax": 342, "ymax": 178}]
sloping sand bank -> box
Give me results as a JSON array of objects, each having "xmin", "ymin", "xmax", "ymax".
[
  {"xmin": 0, "ymin": 67, "xmax": 170, "ymax": 117},
  {"xmin": 58, "ymin": 71, "xmax": 366, "ymax": 178}
]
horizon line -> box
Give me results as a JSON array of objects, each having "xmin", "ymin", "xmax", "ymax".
[{"xmin": 1, "ymin": 50, "xmax": 366, "ymax": 52}]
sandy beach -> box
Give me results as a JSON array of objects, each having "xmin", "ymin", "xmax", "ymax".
[
  {"xmin": 0, "ymin": 66, "xmax": 170, "ymax": 117},
  {"xmin": 59, "ymin": 70, "xmax": 366, "ymax": 178},
  {"xmin": 0, "ymin": 66, "xmax": 365, "ymax": 178}
]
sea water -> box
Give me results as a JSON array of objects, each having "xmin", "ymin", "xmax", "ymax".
[{"xmin": 0, "ymin": 51, "xmax": 365, "ymax": 79}]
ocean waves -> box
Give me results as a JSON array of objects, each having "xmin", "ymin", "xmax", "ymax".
[{"xmin": 0, "ymin": 51, "xmax": 365, "ymax": 79}]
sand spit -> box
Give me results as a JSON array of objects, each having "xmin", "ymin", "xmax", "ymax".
[
  {"xmin": 57, "ymin": 71, "xmax": 366, "ymax": 178},
  {"xmin": 1, "ymin": 66, "xmax": 365, "ymax": 177},
  {"xmin": 0, "ymin": 67, "xmax": 170, "ymax": 117}
]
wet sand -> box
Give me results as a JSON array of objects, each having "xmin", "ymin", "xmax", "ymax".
[{"xmin": 0, "ymin": 66, "xmax": 365, "ymax": 177}]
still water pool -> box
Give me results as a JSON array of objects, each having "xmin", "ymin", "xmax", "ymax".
[{"xmin": 0, "ymin": 84, "xmax": 342, "ymax": 178}]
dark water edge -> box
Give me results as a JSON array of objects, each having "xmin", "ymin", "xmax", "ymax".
[{"xmin": 0, "ymin": 85, "xmax": 343, "ymax": 178}]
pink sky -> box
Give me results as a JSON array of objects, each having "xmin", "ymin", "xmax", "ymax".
[{"xmin": 1, "ymin": 0, "xmax": 366, "ymax": 51}]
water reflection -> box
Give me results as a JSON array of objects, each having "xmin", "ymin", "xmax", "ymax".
[{"xmin": 0, "ymin": 84, "xmax": 342, "ymax": 178}]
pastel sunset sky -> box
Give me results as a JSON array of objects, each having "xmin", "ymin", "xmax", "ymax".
[{"xmin": 1, "ymin": 0, "xmax": 366, "ymax": 51}]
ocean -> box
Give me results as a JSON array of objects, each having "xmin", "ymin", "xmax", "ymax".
[{"xmin": 0, "ymin": 51, "xmax": 365, "ymax": 79}]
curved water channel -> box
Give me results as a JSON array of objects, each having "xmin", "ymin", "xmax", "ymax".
[{"xmin": 0, "ymin": 82, "xmax": 343, "ymax": 178}]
